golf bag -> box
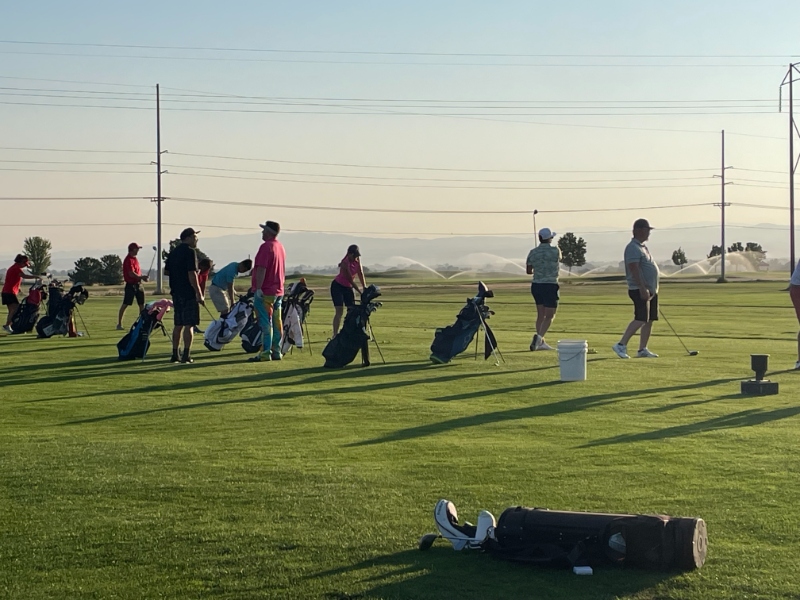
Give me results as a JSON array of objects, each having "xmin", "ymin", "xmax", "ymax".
[
  {"xmin": 322, "ymin": 284, "xmax": 382, "ymax": 368},
  {"xmin": 280, "ymin": 279, "xmax": 315, "ymax": 354},
  {"xmin": 117, "ymin": 299, "xmax": 173, "ymax": 360},
  {"xmin": 47, "ymin": 279, "xmax": 66, "ymax": 316},
  {"xmin": 430, "ymin": 281, "xmax": 498, "ymax": 364},
  {"xmin": 240, "ymin": 312, "xmax": 262, "ymax": 354},
  {"xmin": 204, "ymin": 293, "xmax": 254, "ymax": 351},
  {"xmin": 36, "ymin": 284, "xmax": 89, "ymax": 338},
  {"xmin": 424, "ymin": 499, "xmax": 707, "ymax": 572},
  {"xmin": 9, "ymin": 279, "xmax": 47, "ymax": 334}
]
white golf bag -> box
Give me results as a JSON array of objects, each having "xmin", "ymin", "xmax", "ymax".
[{"xmin": 204, "ymin": 295, "xmax": 254, "ymax": 351}]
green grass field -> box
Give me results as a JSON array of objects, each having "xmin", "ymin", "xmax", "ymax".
[{"xmin": 2, "ymin": 278, "xmax": 799, "ymax": 599}]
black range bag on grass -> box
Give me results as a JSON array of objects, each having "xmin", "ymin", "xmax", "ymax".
[
  {"xmin": 430, "ymin": 281, "xmax": 498, "ymax": 364},
  {"xmin": 36, "ymin": 284, "xmax": 88, "ymax": 338},
  {"xmin": 421, "ymin": 499, "xmax": 707, "ymax": 572},
  {"xmin": 322, "ymin": 284, "xmax": 382, "ymax": 368}
]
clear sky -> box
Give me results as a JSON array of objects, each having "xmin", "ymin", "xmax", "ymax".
[{"xmin": 1, "ymin": 0, "xmax": 798, "ymax": 260}]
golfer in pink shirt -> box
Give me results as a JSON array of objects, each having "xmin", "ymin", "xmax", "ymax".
[
  {"xmin": 331, "ymin": 244, "xmax": 367, "ymax": 336},
  {"xmin": 249, "ymin": 220, "xmax": 286, "ymax": 362}
]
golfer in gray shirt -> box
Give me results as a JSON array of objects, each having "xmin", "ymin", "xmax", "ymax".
[{"xmin": 612, "ymin": 218, "xmax": 660, "ymax": 359}]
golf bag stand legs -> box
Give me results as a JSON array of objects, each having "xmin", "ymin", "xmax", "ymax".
[{"xmin": 367, "ymin": 322, "xmax": 385, "ymax": 365}]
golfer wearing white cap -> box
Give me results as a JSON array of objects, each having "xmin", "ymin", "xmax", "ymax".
[{"xmin": 526, "ymin": 228, "xmax": 561, "ymax": 351}]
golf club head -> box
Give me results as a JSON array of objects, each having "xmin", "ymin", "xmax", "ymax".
[
  {"xmin": 688, "ymin": 350, "xmax": 699, "ymax": 356},
  {"xmin": 152, "ymin": 246, "xmax": 158, "ymax": 251},
  {"xmin": 418, "ymin": 533, "xmax": 439, "ymax": 551}
]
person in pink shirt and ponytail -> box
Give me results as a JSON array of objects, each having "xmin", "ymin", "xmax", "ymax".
[{"xmin": 331, "ymin": 244, "xmax": 367, "ymax": 337}]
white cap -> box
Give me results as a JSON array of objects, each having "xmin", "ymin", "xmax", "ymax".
[{"xmin": 538, "ymin": 227, "xmax": 556, "ymax": 240}]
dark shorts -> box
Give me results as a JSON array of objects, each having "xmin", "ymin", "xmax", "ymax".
[
  {"xmin": 530, "ymin": 282, "xmax": 560, "ymax": 309},
  {"xmin": 791, "ymin": 285, "xmax": 800, "ymax": 323},
  {"xmin": 628, "ymin": 289, "xmax": 659, "ymax": 322},
  {"xmin": 122, "ymin": 283, "xmax": 145, "ymax": 306},
  {"xmin": 331, "ymin": 280, "xmax": 356, "ymax": 307},
  {"xmin": 2, "ymin": 292, "xmax": 19, "ymax": 306},
  {"xmin": 172, "ymin": 294, "xmax": 200, "ymax": 327}
]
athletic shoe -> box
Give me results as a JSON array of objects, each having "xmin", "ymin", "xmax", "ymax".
[
  {"xmin": 795, "ymin": 360, "xmax": 800, "ymax": 370},
  {"xmin": 530, "ymin": 334, "xmax": 541, "ymax": 351},
  {"xmin": 2, "ymin": 324, "xmax": 12, "ymax": 334},
  {"xmin": 271, "ymin": 351, "xmax": 282, "ymax": 361},
  {"xmin": 180, "ymin": 355, "xmax": 194, "ymax": 364},
  {"xmin": 537, "ymin": 340, "xmax": 554, "ymax": 351},
  {"xmin": 115, "ymin": 324, "xmax": 124, "ymax": 331},
  {"xmin": 637, "ymin": 348, "xmax": 659, "ymax": 358},
  {"xmin": 248, "ymin": 354, "xmax": 271, "ymax": 362},
  {"xmin": 612, "ymin": 343, "xmax": 630, "ymax": 359},
  {"xmin": 169, "ymin": 354, "xmax": 180, "ymax": 363}
]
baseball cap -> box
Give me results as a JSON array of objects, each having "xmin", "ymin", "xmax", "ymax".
[
  {"xmin": 260, "ymin": 221, "xmax": 280, "ymax": 235},
  {"xmin": 633, "ymin": 218, "xmax": 654, "ymax": 230},
  {"xmin": 180, "ymin": 227, "xmax": 200, "ymax": 240},
  {"xmin": 128, "ymin": 242, "xmax": 142, "ymax": 251},
  {"xmin": 347, "ymin": 244, "xmax": 361, "ymax": 257},
  {"xmin": 538, "ymin": 227, "xmax": 556, "ymax": 240}
]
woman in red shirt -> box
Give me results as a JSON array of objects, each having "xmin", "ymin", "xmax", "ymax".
[
  {"xmin": 330, "ymin": 244, "xmax": 367, "ymax": 337},
  {"xmin": 3, "ymin": 254, "xmax": 38, "ymax": 333}
]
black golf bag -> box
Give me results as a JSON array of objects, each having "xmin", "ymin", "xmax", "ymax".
[
  {"xmin": 9, "ymin": 280, "xmax": 47, "ymax": 334},
  {"xmin": 118, "ymin": 299, "xmax": 172, "ymax": 360},
  {"xmin": 322, "ymin": 284, "xmax": 382, "ymax": 368},
  {"xmin": 240, "ymin": 311, "xmax": 262, "ymax": 354},
  {"xmin": 430, "ymin": 281, "xmax": 498, "ymax": 364},
  {"xmin": 280, "ymin": 279, "xmax": 315, "ymax": 354},
  {"xmin": 47, "ymin": 279, "xmax": 66, "ymax": 316},
  {"xmin": 36, "ymin": 284, "xmax": 88, "ymax": 338},
  {"xmin": 425, "ymin": 499, "xmax": 707, "ymax": 572}
]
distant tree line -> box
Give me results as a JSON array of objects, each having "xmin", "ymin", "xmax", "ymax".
[{"xmin": 69, "ymin": 255, "xmax": 123, "ymax": 285}]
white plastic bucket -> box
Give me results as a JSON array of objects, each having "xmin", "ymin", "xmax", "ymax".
[{"xmin": 557, "ymin": 340, "xmax": 588, "ymax": 381}]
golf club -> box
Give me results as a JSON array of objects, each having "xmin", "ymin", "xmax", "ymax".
[
  {"xmin": 145, "ymin": 245, "xmax": 157, "ymax": 282},
  {"xmin": 658, "ymin": 308, "xmax": 698, "ymax": 356}
]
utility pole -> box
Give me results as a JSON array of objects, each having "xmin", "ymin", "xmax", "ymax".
[
  {"xmin": 713, "ymin": 130, "xmax": 732, "ymax": 282},
  {"xmin": 780, "ymin": 63, "xmax": 800, "ymax": 275},
  {"xmin": 151, "ymin": 83, "xmax": 168, "ymax": 294}
]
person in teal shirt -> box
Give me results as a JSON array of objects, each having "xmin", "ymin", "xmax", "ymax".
[{"xmin": 208, "ymin": 259, "xmax": 252, "ymax": 314}]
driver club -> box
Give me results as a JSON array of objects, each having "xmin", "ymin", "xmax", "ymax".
[
  {"xmin": 145, "ymin": 245, "xmax": 158, "ymax": 281},
  {"xmin": 658, "ymin": 308, "xmax": 698, "ymax": 356}
]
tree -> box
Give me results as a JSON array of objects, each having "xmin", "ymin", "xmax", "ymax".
[
  {"xmin": 23, "ymin": 236, "xmax": 53, "ymax": 275},
  {"xmin": 727, "ymin": 241, "xmax": 744, "ymax": 253},
  {"xmin": 671, "ymin": 247, "xmax": 688, "ymax": 270},
  {"xmin": 707, "ymin": 245, "xmax": 722, "ymax": 258},
  {"xmin": 69, "ymin": 257, "xmax": 103, "ymax": 285},
  {"xmin": 557, "ymin": 232, "xmax": 587, "ymax": 274},
  {"xmin": 745, "ymin": 242, "xmax": 766, "ymax": 257},
  {"xmin": 99, "ymin": 254, "xmax": 123, "ymax": 285}
]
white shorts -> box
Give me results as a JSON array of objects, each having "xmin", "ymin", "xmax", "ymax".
[{"xmin": 208, "ymin": 284, "xmax": 231, "ymax": 314}]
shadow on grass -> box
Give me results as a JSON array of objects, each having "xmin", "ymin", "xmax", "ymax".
[
  {"xmin": 581, "ymin": 405, "xmax": 800, "ymax": 447},
  {"xmin": 347, "ymin": 376, "xmax": 741, "ymax": 447},
  {"xmin": 309, "ymin": 548, "xmax": 671, "ymax": 600},
  {"xmin": 59, "ymin": 365, "xmax": 536, "ymax": 425}
]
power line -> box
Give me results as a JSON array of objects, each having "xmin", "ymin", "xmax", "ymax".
[
  {"xmin": 0, "ymin": 167, "xmax": 151, "ymax": 174},
  {"xmin": 168, "ymin": 151, "xmax": 716, "ymax": 174},
  {"xmin": 0, "ymin": 146, "xmax": 150, "ymax": 154},
  {"xmin": 0, "ymin": 40, "xmax": 796, "ymax": 59},
  {"xmin": 170, "ymin": 196, "xmax": 714, "ymax": 214},
  {"xmin": 163, "ymin": 163, "xmax": 715, "ymax": 184},
  {"xmin": 167, "ymin": 170, "xmax": 721, "ymax": 190},
  {"xmin": 0, "ymin": 196, "xmax": 148, "ymax": 201},
  {"xmin": 0, "ymin": 49, "xmax": 790, "ymax": 68}
]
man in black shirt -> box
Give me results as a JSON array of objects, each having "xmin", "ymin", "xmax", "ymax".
[{"xmin": 165, "ymin": 227, "xmax": 204, "ymax": 363}]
